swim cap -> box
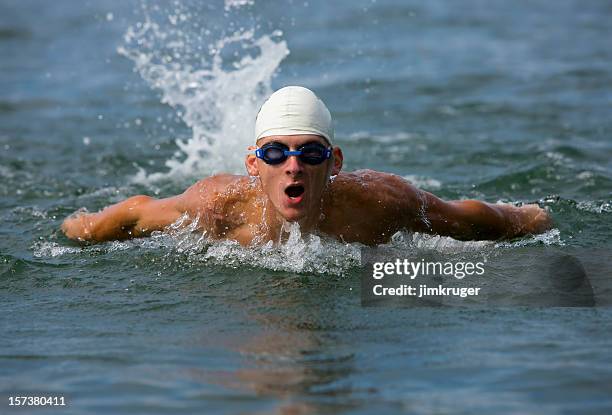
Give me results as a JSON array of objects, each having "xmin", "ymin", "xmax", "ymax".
[{"xmin": 255, "ymin": 86, "xmax": 334, "ymax": 145}]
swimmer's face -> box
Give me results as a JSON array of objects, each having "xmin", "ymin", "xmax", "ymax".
[{"xmin": 245, "ymin": 134, "xmax": 343, "ymax": 222}]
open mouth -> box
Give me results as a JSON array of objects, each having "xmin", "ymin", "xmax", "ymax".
[{"xmin": 285, "ymin": 184, "xmax": 305, "ymax": 199}]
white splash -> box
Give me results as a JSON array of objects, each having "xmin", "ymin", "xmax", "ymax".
[
  {"xmin": 12, "ymin": 206, "xmax": 48, "ymax": 219},
  {"xmin": 119, "ymin": 2, "xmax": 289, "ymax": 182},
  {"xmin": 402, "ymin": 174, "xmax": 442, "ymax": 190},
  {"xmin": 495, "ymin": 228, "xmax": 564, "ymax": 248},
  {"xmin": 32, "ymin": 240, "xmax": 135, "ymax": 258},
  {"xmin": 224, "ymin": 0, "xmax": 254, "ymax": 10},
  {"xmin": 576, "ymin": 200, "xmax": 612, "ymax": 214},
  {"xmin": 41, "ymin": 220, "xmax": 563, "ymax": 275},
  {"xmin": 32, "ymin": 242, "xmax": 83, "ymax": 258},
  {"xmin": 154, "ymin": 218, "xmax": 362, "ymax": 275},
  {"xmin": 390, "ymin": 231, "xmax": 494, "ymax": 253}
]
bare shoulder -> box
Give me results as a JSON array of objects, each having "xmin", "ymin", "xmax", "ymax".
[
  {"xmin": 333, "ymin": 169, "xmax": 410, "ymax": 184},
  {"xmin": 184, "ymin": 173, "xmax": 248, "ymax": 194},
  {"xmin": 178, "ymin": 174, "xmax": 253, "ymax": 214},
  {"xmin": 322, "ymin": 170, "xmax": 422, "ymax": 243},
  {"xmin": 330, "ymin": 169, "xmax": 419, "ymax": 208}
]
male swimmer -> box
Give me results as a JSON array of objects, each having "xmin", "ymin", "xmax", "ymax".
[{"xmin": 61, "ymin": 86, "xmax": 552, "ymax": 246}]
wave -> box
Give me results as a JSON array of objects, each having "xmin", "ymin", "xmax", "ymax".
[{"xmin": 34, "ymin": 218, "xmax": 564, "ymax": 277}]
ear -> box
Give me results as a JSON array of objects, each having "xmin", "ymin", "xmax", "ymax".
[
  {"xmin": 331, "ymin": 146, "xmax": 343, "ymax": 175},
  {"xmin": 245, "ymin": 153, "xmax": 260, "ymax": 176}
]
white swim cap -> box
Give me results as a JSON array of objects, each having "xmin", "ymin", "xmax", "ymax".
[{"xmin": 255, "ymin": 86, "xmax": 334, "ymax": 145}]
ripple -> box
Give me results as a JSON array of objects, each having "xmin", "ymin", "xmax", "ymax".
[{"xmin": 0, "ymin": 27, "xmax": 31, "ymax": 40}]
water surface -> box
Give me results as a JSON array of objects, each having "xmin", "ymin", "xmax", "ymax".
[{"xmin": 1, "ymin": 0, "xmax": 612, "ymax": 413}]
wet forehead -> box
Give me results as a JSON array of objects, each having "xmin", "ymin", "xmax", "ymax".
[{"xmin": 257, "ymin": 134, "xmax": 329, "ymax": 148}]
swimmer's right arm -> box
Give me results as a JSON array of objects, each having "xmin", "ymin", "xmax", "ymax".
[
  {"xmin": 61, "ymin": 195, "xmax": 184, "ymax": 243},
  {"xmin": 61, "ymin": 175, "xmax": 234, "ymax": 243}
]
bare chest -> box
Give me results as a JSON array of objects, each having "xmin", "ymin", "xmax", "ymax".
[{"xmin": 203, "ymin": 194, "xmax": 273, "ymax": 245}]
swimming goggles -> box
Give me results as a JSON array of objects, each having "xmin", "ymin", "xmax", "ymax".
[{"xmin": 255, "ymin": 142, "xmax": 332, "ymax": 165}]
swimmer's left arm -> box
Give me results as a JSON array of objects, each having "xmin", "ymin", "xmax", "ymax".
[{"xmin": 395, "ymin": 179, "xmax": 552, "ymax": 240}]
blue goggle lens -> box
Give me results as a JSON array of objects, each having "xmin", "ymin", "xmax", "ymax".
[{"xmin": 256, "ymin": 143, "xmax": 331, "ymax": 165}]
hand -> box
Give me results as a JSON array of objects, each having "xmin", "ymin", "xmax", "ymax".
[
  {"xmin": 61, "ymin": 211, "xmax": 92, "ymax": 242},
  {"xmin": 518, "ymin": 204, "xmax": 553, "ymax": 234}
]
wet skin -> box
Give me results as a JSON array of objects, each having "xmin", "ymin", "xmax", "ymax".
[{"xmin": 61, "ymin": 134, "xmax": 553, "ymax": 246}]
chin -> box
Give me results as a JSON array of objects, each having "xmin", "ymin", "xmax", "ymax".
[{"xmin": 280, "ymin": 208, "xmax": 307, "ymax": 222}]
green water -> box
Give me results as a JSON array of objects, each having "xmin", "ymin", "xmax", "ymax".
[{"xmin": 2, "ymin": 0, "xmax": 612, "ymax": 413}]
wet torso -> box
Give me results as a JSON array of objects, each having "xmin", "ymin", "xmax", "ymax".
[{"xmin": 183, "ymin": 170, "xmax": 414, "ymax": 246}]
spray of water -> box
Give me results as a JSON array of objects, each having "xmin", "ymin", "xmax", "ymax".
[
  {"xmin": 118, "ymin": 0, "xmax": 289, "ymax": 182},
  {"xmin": 35, "ymin": 216, "xmax": 565, "ymax": 277},
  {"xmin": 101, "ymin": 1, "xmax": 568, "ymax": 273}
]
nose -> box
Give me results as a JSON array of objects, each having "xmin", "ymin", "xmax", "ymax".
[{"xmin": 284, "ymin": 153, "xmax": 304, "ymax": 176}]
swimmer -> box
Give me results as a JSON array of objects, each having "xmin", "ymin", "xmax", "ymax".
[{"xmin": 61, "ymin": 86, "xmax": 552, "ymax": 246}]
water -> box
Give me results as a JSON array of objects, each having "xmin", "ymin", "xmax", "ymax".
[{"xmin": 1, "ymin": 0, "xmax": 612, "ymax": 413}]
